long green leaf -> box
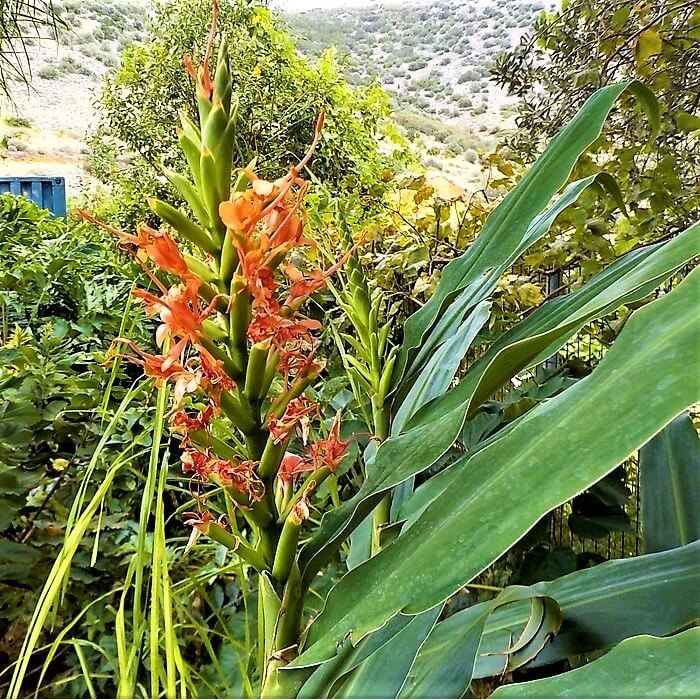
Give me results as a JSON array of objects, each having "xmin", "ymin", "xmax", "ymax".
[
  {"xmin": 394, "ymin": 81, "xmax": 658, "ymax": 387},
  {"xmin": 296, "ymin": 225, "xmax": 698, "ymax": 587},
  {"xmin": 298, "ymin": 614, "xmax": 414, "ymax": 699},
  {"xmin": 396, "ymin": 173, "xmax": 626, "ymax": 399},
  {"xmin": 640, "ymin": 411, "xmax": 700, "ymax": 553},
  {"xmin": 490, "ymin": 629, "xmax": 700, "ymax": 698},
  {"xmin": 331, "ymin": 606, "xmax": 441, "ymax": 699},
  {"xmin": 293, "ymin": 267, "xmax": 700, "ymax": 666},
  {"xmin": 392, "ymin": 300, "xmax": 490, "ymax": 435},
  {"xmin": 416, "ymin": 541, "xmax": 700, "ymax": 687},
  {"xmin": 400, "ymin": 594, "xmax": 562, "ymax": 699}
]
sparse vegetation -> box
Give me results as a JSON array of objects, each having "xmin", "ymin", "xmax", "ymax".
[
  {"xmin": 3, "ymin": 116, "xmax": 31, "ymax": 128},
  {"xmin": 286, "ymin": 0, "xmax": 545, "ymax": 122}
]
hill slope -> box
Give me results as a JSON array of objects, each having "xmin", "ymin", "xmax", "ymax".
[
  {"xmin": 285, "ymin": 0, "xmax": 547, "ymax": 131},
  {"xmin": 1, "ymin": 0, "xmax": 549, "ymax": 191}
]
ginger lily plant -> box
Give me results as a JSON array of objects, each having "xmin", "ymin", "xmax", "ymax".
[{"xmin": 9, "ymin": 8, "xmax": 699, "ymax": 700}]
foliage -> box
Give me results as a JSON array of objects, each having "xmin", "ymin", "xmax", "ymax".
[
  {"xmin": 90, "ymin": 0, "xmax": 407, "ymax": 228},
  {"xmin": 7, "ymin": 7, "xmax": 699, "ymax": 693},
  {"xmin": 0, "ymin": 193, "xmax": 151, "ymax": 681},
  {"xmin": 493, "ymin": 0, "xmax": 700, "ymax": 250},
  {"xmin": 285, "ymin": 0, "xmax": 544, "ymax": 121}
]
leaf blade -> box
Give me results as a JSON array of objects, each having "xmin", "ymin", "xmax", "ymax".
[
  {"xmin": 491, "ymin": 629, "xmax": 700, "ymax": 699},
  {"xmin": 295, "ymin": 267, "xmax": 700, "ymax": 666}
]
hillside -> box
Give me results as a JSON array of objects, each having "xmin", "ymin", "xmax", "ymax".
[
  {"xmin": 0, "ymin": 0, "xmax": 149, "ymax": 189},
  {"xmin": 1, "ymin": 0, "xmax": 549, "ymax": 192},
  {"xmin": 285, "ymin": 0, "xmax": 549, "ymax": 170}
]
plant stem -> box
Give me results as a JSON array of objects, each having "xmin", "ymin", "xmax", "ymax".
[
  {"xmin": 370, "ymin": 404, "xmax": 391, "ymax": 555},
  {"xmin": 207, "ymin": 523, "xmax": 269, "ymax": 571},
  {"xmin": 371, "ymin": 493, "xmax": 391, "ymax": 555},
  {"xmin": 261, "ymin": 564, "xmax": 305, "ymax": 698}
]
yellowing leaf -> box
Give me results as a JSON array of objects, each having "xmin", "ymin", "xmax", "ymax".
[
  {"xmin": 428, "ymin": 176, "xmax": 465, "ymax": 202},
  {"xmin": 516, "ymin": 283, "xmax": 545, "ymax": 307},
  {"xmin": 634, "ymin": 28, "xmax": 662, "ymax": 71},
  {"xmin": 413, "ymin": 184, "xmax": 434, "ymax": 204}
]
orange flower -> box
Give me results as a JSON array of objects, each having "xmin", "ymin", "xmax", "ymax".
[
  {"xmin": 133, "ymin": 224, "xmax": 200, "ymax": 291},
  {"xmin": 278, "ymin": 452, "xmax": 315, "ymax": 484},
  {"xmin": 219, "ymin": 112, "xmax": 323, "ymax": 247},
  {"xmin": 268, "ymin": 396, "xmax": 319, "ymax": 445},
  {"xmin": 215, "ymin": 459, "xmax": 265, "ymax": 501},
  {"xmin": 78, "ymin": 210, "xmax": 199, "ymax": 291},
  {"xmin": 111, "ymin": 338, "xmax": 189, "ymax": 381},
  {"xmin": 171, "ymin": 405, "xmax": 215, "ymax": 437},
  {"xmin": 183, "ymin": 0, "xmax": 218, "ymax": 100},
  {"xmin": 283, "ymin": 249, "xmax": 355, "ymax": 311},
  {"xmin": 234, "ymin": 245, "xmax": 279, "ymax": 310},
  {"xmin": 133, "ymin": 283, "xmax": 221, "ymax": 354},
  {"xmin": 196, "ymin": 352, "xmax": 235, "ymax": 405},
  {"xmin": 247, "ymin": 309, "xmax": 321, "ymax": 348},
  {"xmin": 181, "ymin": 448, "xmax": 215, "ymax": 480},
  {"xmin": 219, "ymin": 190, "xmax": 265, "ymax": 234},
  {"xmin": 310, "ymin": 413, "xmax": 350, "ymax": 472},
  {"xmin": 184, "ymin": 510, "xmax": 214, "ymax": 530}
]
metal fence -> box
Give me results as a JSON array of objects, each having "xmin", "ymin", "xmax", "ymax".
[{"xmin": 529, "ymin": 258, "xmax": 694, "ymax": 562}]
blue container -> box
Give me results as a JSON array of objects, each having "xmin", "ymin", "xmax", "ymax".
[{"xmin": 0, "ymin": 176, "xmax": 67, "ymax": 218}]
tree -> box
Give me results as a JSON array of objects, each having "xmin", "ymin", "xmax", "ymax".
[
  {"xmin": 492, "ymin": 0, "xmax": 700, "ymax": 252},
  {"xmin": 90, "ymin": 0, "xmax": 408, "ymax": 226}
]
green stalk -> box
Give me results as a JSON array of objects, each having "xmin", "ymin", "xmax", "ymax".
[
  {"xmin": 149, "ymin": 197, "xmax": 216, "ymax": 254},
  {"xmin": 199, "ymin": 336, "xmax": 242, "ymax": 380},
  {"xmin": 371, "ymin": 494, "xmax": 391, "ymax": 555},
  {"xmin": 245, "ymin": 341, "xmax": 272, "ymax": 401},
  {"xmin": 258, "ymin": 572, "xmax": 281, "ymax": 695},
  {"xmin": 219, "ymin": 229, "xmax": 238, "ymax": 289},
  {"xmin": 188, "ymin": 429, "xmax": 243, "ymax": 459},
  {"xmin": 220, "ymin": 391, "xmax": 257, "ymax": 434},
  {"xmin": 258, "ymin": 437, "xmax": 288, "ymax": 479},
  {"xmin": 276, "ymin": 467, "xmax": 331, "ymax": 525},
  {"xmin": 271, "ymin": 512, "xmax": 303, "ymax": 582},
  {"xmin": 206, "ymin": 523, "xmax": 269, "ymax": 572},
  {"xmin": 268, "ymin": 371, "xmax": 320, "ymax": 419},
  {"xmin": 228, "ymin": 280, "xmax": 252, "ymax": 371},
  {"xmin": 261, "ymin": 564, "xmax": 306, "ymax": 699},
  {"xmin": 370, "ymin": 402, "xmax": 391, "ymax": 555}
]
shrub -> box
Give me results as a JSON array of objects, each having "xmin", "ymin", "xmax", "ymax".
[
  {"xmin": 37, "ymin": 65, "xmax": 59, "ymax": 79},
  {"xmin": 57, "ymin": 55, "xmax": 92, "ymax": 76},
  {"xmin": 3, "ymin": 116, "xmax": 31, "ymax": 128},
  {"xmin": 0, "ymin": 196, "xmax": 149, "ymax": 674}
]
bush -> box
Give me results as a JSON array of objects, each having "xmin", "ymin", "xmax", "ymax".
[
  {"xmin": 4, "ymin": 116, "xmax": 31, "ymax": 128},
  {"xmin": 57, "ymin": 55, "xmax": 92, "ymax": 76},
  {"xmin": 0, "ymin": 196, "xmax": 149, "ymax": 654},
  {"xmin": 37, "ymin": 65, "xmax": 59, "ymax": 79},
  {"xmin": 408, "ymin": 57, "xmax": 428, "ymax": 71}
]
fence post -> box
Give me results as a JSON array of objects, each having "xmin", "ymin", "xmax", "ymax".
[{"xmin": 544, "ymin": 268, "xmax": 563, "ymax": 369}]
